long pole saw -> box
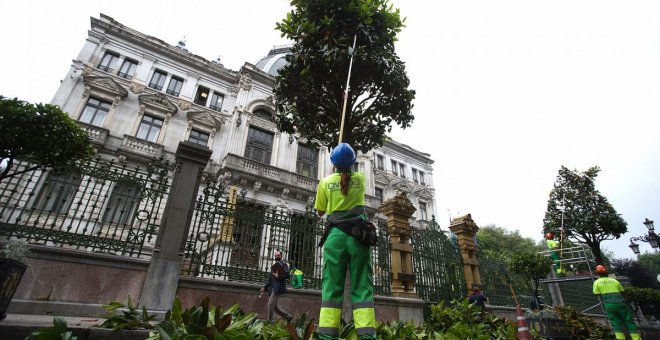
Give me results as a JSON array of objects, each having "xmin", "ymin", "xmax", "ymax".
[{"xmin": 337, "ymin": 33, "xmax": 358, "ymax": 144}]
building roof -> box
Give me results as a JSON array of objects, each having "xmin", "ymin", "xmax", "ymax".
[{"xmin": 254, "ymin": 46, "xmax": 292, "ymax": 76}]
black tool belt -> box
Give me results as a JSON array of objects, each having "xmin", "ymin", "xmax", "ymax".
[{"xmin": 318, "ymin": 207, "xmax": 378, "ymax": 247}]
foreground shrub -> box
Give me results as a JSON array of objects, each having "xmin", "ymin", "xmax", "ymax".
[
  {"xmin": 426, "ymin": 299, "xmax": 517, "ymax": 340},
  {"xmin": 555, "ymin": 305, "xmax": 614, "ymax": 340}
]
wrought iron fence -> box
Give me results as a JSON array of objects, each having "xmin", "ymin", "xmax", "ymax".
[
  {"xmin": 411, "ymin": 220, "xmax": 466, "ymax": 305},
  {"xmin": 544, "ymin": 277, "xmax": 603, "ymax": 315},
  {"xmin": 479, "ymin": 254, "xmax": 552, "ymax": 308},
  {"xmin": 183, "ymin": 179, "xmax": 392, "ymax": 296},
  {"xmin": 0, "ymin": 156, "xmax": 171, "ymax": 258}
]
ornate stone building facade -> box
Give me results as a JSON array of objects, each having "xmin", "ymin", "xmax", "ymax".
[{"xmin": 51, "ymin": 14, "xmax": 437, "ymax": 226}]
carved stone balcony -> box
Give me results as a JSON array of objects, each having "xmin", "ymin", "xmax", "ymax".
[
  {"xmin": 77, "ymin": 122, "xmax": 109, "ymax": 146},
  {"xmin": 222, "ymin": 153, "xmax": 319, "ymax": 193},
  {"xmin": 119, "ymin": 135, "xmax": 164, "ymax": 159}
]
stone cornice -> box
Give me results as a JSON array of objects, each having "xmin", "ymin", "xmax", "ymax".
[
  {"xmin": 91, "ymin": 15, "xmax": 239, "ymax": 84},
  {"xmin": 83, "ymin": 76, "xmax": 128, "ymax": 98},
  {"xmin": 138, "ymin": 93, "xmax": 177, "ymax": 115},
  {"xmin": 187, "ymin": 110, "xmax": 225, "ymax": 130},
  {"xmin": 239, "ymin": 63, "xmax": 276, "ymax": 88},
  {"xmin": 382, "ymin": 139, "xmax": 434, "ymax": 165}
]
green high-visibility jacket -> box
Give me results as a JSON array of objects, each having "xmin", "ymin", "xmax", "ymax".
[{"xmin": 593, "ymin": 276, "xmax": 626, "ymax": 303}]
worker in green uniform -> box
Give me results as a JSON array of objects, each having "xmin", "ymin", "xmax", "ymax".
[
  {"xmin": 315, "ymin": 143, "xmax": 376, "ymax": 340},
  {"xmin": 546, "ymin": 232, "xmax": 564, "ymax": 276},
  {"xmin": 291, "ymin": 265, "xmax": 304, "ymax": 289},
  {"xmin": 592, "ymin": 265, "xmax": 640, "ymax": 340}
]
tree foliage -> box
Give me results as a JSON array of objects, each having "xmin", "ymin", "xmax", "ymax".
[
  {"xmin": 0, "ymin": 96, "xmax": 94, "ymax": 181},
  {"xmin": 543, "ymin": 166, "xmax": 627, "ymax": 265},
  {"xmin": 508, "ymin": 252, "xmax": 554, "ymax": 308},
  {"xmin": 476, "ymin": 225, "xmax": 544, "ymax": 260},
  {"xmin": 611, "ymin": 258, "xmax": 660, "ymax": 289},
  {"xmin": 638, "ymin": 252, "xmax": 660, "ymax": 277},
  {"xmin": 274, "ymin": 0, "xmax": 415, "ymax": 152}
]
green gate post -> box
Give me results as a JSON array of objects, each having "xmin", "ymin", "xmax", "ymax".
[
  {"xmin": 140, "ymin": 141, "xmax": 212, "ymax": 311},
  {"xmin": 380, "ymin": 192, "xmax": 418, "ymax": 298},
  {"xmin": 449, "ymin": 214, "xmax": 482, "ymax": 295}
]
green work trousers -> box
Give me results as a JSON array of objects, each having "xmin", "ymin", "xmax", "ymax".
[
  {"xmin": 603, "ymin": 302, "xmax": 640, "ymax": 340},
  {"xmin": 318, "ymin": 228, "xmax": 376, "ymax": 340},
  {"xmin": 292, "ymin": 274, "xmax": 303, "ymax": 289}
]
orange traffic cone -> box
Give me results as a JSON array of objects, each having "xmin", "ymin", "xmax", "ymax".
[{"xmin": 516, "ymin": 304, "xmax": 532, "ymax": 340}]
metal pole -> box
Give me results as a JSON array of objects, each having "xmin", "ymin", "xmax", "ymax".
[
  {"xmin": 559, "ymin": 194, "xmax": 565, "ymax": 273},
  {"xmin": 338, "ymin": 33, "xmax": 358, "ymax": 144}
]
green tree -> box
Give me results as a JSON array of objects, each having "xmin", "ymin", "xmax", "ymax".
[
  {"xmin": 508, "ymin": 252, "xmax": 554, "ymax": 309},
  {"xmin": 476, "ymin": 225, "xmax": 544, "ymax": 260},
  {"xmin": 543, "ymin": 166, "xmax": 627, "ymax": 265},
  {"xmin": 611, "ymin": 258, "xmax": 660, "ymax": 289},
  {"xmin": 638, "ymin": 252, "xmax": 660, "ymax": 277},
  {"xmin": 0, "ymin": 96, "xmax": 94, "ymax": 181},
  {"xmin": 274, "ymin": 0, "xmax": 415, "ymax": 152}
]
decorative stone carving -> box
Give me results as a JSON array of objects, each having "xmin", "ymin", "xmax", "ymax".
[
  {"xmin": 82, "ymin": 64, "xmax": 94, "ymax": 76},
  {"xmin": 249, "ymin": 115, "xmax": 277, "ymax": 132},
  {"xmin": 379, "ymin": 191, "xmax": 418, "ymax": 299},
  {"xmin": 83, "ymin": 76, "xmax": 128, "ymax": 98},
  {"xmin": 186, "ymin": 110, "xmax": 225, "ymax": 131},
  {"xmin": 138, "ymin": 93, "xmax": 177, "ymax": 115},
  {"xmin": 448, "ymin": 213, "xmax": 482, "ymax": 294},
  {"xmin": 253, "ymin": 181, "xmax": 262, "ymax": 193},
  {"xmin": 130, "ymin": 82, "xmax": 146, "ymax": 94},
  {"xmin": 177, "ymin": 99, "xmax": 192, "ymax": 111},
  {"xmin": 239, "ymin": 73, "xmax": 252, "ymax": 91},
  {"xmin": 276, "ymin": 188, "xmax": 290, "ymax": 208},
  {"xmin": 265, "ymin": 95, "xmax": 276, "ymax": 108}
]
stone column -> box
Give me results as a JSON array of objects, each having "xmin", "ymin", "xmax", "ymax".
[
  {"xmin": 140, "ymin": 141, "xmax": 212, "ymax": 311},
  {"xmin": 448, "ymin": 214, "xmax": 481, "ymax": 294},
  {"xmin": 380, "ymin": 192, "xmax": 418, "ymax": 298}
]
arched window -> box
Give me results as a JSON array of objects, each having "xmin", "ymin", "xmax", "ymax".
[{"xmin": 252, "ymin": 109, "xmax": 273, "ymax": 122}]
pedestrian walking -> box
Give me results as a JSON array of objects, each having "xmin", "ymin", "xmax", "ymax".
[
  {"xmin": 468, "ymin": 287, "xmax": 489, "ymax": 310},
  {"xmin": 260, "ymin": 249, "xmax": 292, "ymax": 323}
]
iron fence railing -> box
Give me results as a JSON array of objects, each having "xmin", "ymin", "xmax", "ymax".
[
  {"xmin": 543, "ymin": 277, "xmax": 604, "ymax": 315},
  {"xmin": 411, "ymin": 220, "xmax": 466, "ymax": 305},
  {"xmin": 182, "ymin": 179, "xmax": 393, "ymax": 296},
  {"xmin": 0, "ymin": 157, "xmax": 171, "ymax": 258},
  {"xmin": 478, "ymin": 254, "xmax": 550, "ymax": 308}
]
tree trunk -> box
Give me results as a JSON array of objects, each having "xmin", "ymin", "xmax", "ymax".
[{"xmin": 589, "ymin": 242, "xmax": 604, "ymax": 265}]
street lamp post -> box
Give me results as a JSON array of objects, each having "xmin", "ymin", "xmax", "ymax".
[{"xmin": 628, "ymin": 218, "xmax": 659, "ymax": 255}]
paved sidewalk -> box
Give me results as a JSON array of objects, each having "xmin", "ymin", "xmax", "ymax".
[
  {"xmin": 0, "ymin": 314, "xmax": 153, "ymax": 340},
  {"xmin": 1, "ymin": 313, "xmax": 104, "ymax": 328}
]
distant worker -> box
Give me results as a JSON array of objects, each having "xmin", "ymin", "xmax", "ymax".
[
  {"xmin": 545, "ymin": 232, "xmax": 564, "ymax": 276},
  {"xmin": 291, "ymin": 265, "xmax": 304, "ymax": 289},
  {"xmin": 468, "ymin": 287, "xmax": 489, "ymax": 311},
  {"xmin": 592, "ymin": 265, "xmax": 640, "ymax": 340}
]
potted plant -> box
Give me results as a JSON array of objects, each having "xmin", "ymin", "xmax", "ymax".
[{"xmin": 0, "ymin": 240, "xmax": 30, "ymax": 320}]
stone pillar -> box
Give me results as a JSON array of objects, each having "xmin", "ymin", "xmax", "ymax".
[
  {"xmin": 448, "ymin": 214, "xmax": 481, "ymax": 294},
  {"xmin": 380, "ymin": 192, "xmax": 418, "ymax": 298},
  {"xmin": 140, "ymin": 141, "xmax": 212, "ymax": 311}
]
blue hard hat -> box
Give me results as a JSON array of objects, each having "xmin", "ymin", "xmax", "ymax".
[{"xmin": 330, "ymin": 143, "xmax": 356, "ymax": 168}]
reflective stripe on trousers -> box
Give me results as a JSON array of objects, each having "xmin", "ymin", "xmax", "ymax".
[{"xmin": 319, "ymin": 228, "xmax": 376, "ymax": 339}]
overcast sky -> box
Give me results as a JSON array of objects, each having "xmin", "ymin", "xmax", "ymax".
[{"xmin": 1, "ymin": 0, "xmax": 659, "ymax": 258}]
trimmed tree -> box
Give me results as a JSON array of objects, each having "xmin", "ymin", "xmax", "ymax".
[
  {"xmin": 0, "ymin": 96, "xmax": 94, "ymax": 181},
  {"xmin": 543, "ymin": 166, "xmax": 627, "ymax": 265},
  {"xmin": 476, "ymin": 225, "xmax": 545, "ymax": 260},
  {"xmin": 508, "ymin": 252, "xmax": 554, "ymax": 309},
  {"xmin": 274, "ymin": 0, "xmax": 415, "ymax": 152}
]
